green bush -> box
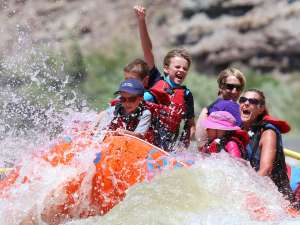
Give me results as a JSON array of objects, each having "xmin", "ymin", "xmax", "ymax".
[{"xmin": 77, "ymin": 51, "xmax": 300, "ymax": 134}]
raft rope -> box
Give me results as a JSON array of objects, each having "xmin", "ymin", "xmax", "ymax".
[
  {"xmin": 0, "ymin": 167, "xmax": 13, "ymax": 173},
  {"xmin": 0, "ymin": 146, "xmax": 298, "ymax": 173}
]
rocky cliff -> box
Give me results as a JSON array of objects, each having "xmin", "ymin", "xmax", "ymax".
[{"xmin": 1, "ymin": 0, "xmax": 300, "ymax": 74}]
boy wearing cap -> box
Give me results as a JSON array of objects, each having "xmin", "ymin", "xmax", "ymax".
[
  {"xmin": 103, "ymin": 79, "xmax": 152, "ymax": 139},
  {"xmin": 111, "ymin": 58, "xmax": 156, "ymax": 106}
]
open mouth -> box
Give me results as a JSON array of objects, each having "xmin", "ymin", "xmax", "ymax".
[
  {"xmin": 242, "ymin": 109, "xmax": 251, "ymax": 116},
  {"xmin": 175, "ymin": 72, "xmax": 184, "ymax": 81}
]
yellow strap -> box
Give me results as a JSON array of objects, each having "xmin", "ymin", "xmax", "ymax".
[
  {"xmin": 284, "ymin": 148, "xmax": 300, "ymax": 160},
  {"xmin": 0, "ymin": 168, "xmax": 12, "ymax": 173}
]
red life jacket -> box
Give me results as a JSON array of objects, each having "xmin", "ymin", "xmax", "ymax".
[
  {"xmin": 262, "ymin": 115, "xmax": 291, "ymax": 134},
  {"xmin": 145, "ymin": 101, "xmax": 183, "ymax": 132},
  {"xmin": 150, "ymin": 80, "xmax": 186, "ymax": 110},
  {"xmin": 110, "ymin": 98, "xmax": 120, "ymax": 106},
  {"xmin": 108, "ymin": 105, "xmax": 141, "ymax": 132},
  {"xmin": 200, "ymin": 138, "xmax": 220, "ymax": 154},
  {"xmin": 108, "ymin": 103, "xmax": 155, "ymax": 143},
  {"xmin": 200, "ymin": 130, "xmax": 249, "ymax": 159},
  {"xmin": 230, "ymin": 130, "xmax": 249, "ymax": 158},
  {"xmin": 149, "ymin": 80, "xmax": 191, "ymax": 148}
]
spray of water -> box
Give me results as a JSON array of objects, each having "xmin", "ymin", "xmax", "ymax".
[
  {"xmin": 65, "ymin": 152, "xmax": 300, "ymax": 225},
  {"xmin": 0, "ymin": 25, "xmax": 90, "ymax": 167}
]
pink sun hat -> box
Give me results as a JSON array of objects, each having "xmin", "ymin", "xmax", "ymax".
[{"xmin": 201, "ymin": 111, "xmax": 240, "ymax": 131}]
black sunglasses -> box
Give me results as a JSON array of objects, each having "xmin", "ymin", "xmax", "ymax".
[
  {"xmin": 239, "ymin": 96, "xmax": 261, "ymax": 105},
  {"xmin": 222, "ymin": 83, "xmax": 242, "ymax": 91},
  {"xmin": 119, "ymin": 95, "xmax": 139, "ymax": 103}
]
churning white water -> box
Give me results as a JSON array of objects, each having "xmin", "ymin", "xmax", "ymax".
[
  {"xmin": 0, "ymin": 26, "xmax": 87, "ymax": 168},
  {"xmin": 0, "ymin": 29, "xmax": 300, "ymax": 225},
  {"xmin": 63, "ymin": 153, "xmax": 300, "ymax": 225}
]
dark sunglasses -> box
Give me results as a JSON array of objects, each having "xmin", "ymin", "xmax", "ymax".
[
  {"xmin": 239, "ymin": 96, "xmax": 261, "ymax": 105},
  {"xmin": 119, "ymin": 95, "xmax": 139, "ymax": 103},
  {"xmin": 222, "ymin": 83, "xmax": 242, "ymax": 91}
]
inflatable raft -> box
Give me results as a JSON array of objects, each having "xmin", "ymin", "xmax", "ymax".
[
  {"xmin": 0, "ymin": 129, "xmax": 299, "ymax": 224},
  {"xmin": 0, "ymin": 132, "xmax": 187, "ymax": 224}
]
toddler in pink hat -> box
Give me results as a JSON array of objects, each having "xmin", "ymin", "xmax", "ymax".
[{"xmin": 199, "ymin": 111, "xmax": 249, "ymax": 158}]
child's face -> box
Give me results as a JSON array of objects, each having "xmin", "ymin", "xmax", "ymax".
[
  {"xmin": 120, "ymin": 92, "xmax": 143, "ymax": 114},
  {"xmin": 124, "ymin": 71, "xmax": 149, "ymax": 88},
  {"xmin": 207, "ymin": 128, "xmax": 226, "ymax": 140},
  {"xmin": 163, "ymin": 56, "xmax": 189, "ymax": 85}
]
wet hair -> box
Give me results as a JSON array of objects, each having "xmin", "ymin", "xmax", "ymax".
[
  {"xmin": 217, "ymin": 68, "xmax": 246, "ymax": 91},
  {"xmin": 244, "ymin": 88, "xmax": 265, "ymax": 105},
  {"xmin": 243, "ymin": 88, "xmax": 268, "ymax": 117},
  {"xmin": 163, "ymin": 49, "xmax": 192, "ymax": 69},
  {"xmin": 123, "ymin": 58, "xmax": 150, "ymax": 79}
]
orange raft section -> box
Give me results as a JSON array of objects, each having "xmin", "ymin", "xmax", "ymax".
[{"xmin": 0, "ymin": 134, "xmax": 187, "ymax": 222}]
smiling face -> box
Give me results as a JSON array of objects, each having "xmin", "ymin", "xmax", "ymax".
[
  {"xmin": 120, "ymin": 92, "xmax": 143, "ymax": 114},
  {"xmin": 163, "ymin": 56, "xmax": 189, "ymax": 85},
  {"xmin": 239, "ymin": 91, "xmax": 265, "ymax": 129},
  {"xmin": 219, "ymin": 76, "xmax": 242, "ymax": 101}
]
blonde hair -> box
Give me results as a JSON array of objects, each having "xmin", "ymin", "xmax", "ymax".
[
  {"xmin": 163, "ymin": 49, "xmax": 192, "ymax": 68},
  {"xmin": 217, "ymin": 68, "xmax": 246, "ymax": 91}
]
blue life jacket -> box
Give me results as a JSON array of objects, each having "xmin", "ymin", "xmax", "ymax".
[{"xmin": 246, "ymin": 122, "xmax": 296, "ymax": 203}]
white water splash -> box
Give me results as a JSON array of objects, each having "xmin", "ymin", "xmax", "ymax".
[
  {"xmin": 0, "ymin": 26, "xmax": 89, "ymax": 166},
  {"xmin": 65, "ymin": 152, "xmax": 300, "ymax": 225}
]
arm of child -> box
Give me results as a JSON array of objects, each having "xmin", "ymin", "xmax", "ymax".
[
  {"xmin": 188, "ymin": 118, "xmax": 196, "ymax": 140},
  {"xmin": 134, "ymin": 5, "xmax": 155, "ymax": 69},
  {"xmin": 195, "ymin": 107, "xmax": 209, "ymax": 148},
  {"xmin": 115, "ymin": 129, "xmax": 144, "ymax": 139},
  {"xmin": 225, "ymin": 140, "xmax": 242, "ymax": 158}
]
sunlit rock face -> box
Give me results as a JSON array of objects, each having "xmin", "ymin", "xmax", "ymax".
[
  {"xmin": 2, "ymin": 0, "xmax": 300, "ymax": 73},
  {"xmin": 173, "ymin": 0, "xmax": 300, "ymax": 73}
]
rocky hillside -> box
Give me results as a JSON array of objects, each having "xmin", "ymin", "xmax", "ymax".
[
  {"xmin": 174, "ymin": 0, "xmax": 300, "ymax": 73},
  {"xmin": 1, "ymin": 0, "xmax": 300, "ymax": 74}
]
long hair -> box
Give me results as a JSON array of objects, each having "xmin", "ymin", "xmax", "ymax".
[{"xmin": 244, "ymin": 88, "xmax": 269, "ymax": 122}]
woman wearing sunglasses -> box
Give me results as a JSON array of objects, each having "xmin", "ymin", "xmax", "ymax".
[
  {"xmin": 196, "ymin": 68, "xmax": 246, "ymax": 149},
  {"xmin": 240, "ymin": 89, "xmax": 299, "ymax": 207}
]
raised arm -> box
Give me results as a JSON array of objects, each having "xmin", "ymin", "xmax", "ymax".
[{"xmin": 134, "ymin": 5, "xmax": 155, "ymax": 69}]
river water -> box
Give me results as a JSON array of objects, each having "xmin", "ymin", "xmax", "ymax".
[
  {"xmin": 61, "ymin": 152, "xmax": 299, "ymax": 225},
  {"xmin": 0, "ymin": 31, "xmax": 300, "ymax": 225}
]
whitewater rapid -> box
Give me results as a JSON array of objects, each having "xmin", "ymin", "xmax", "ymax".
[{"xmin": 62, "ymin": 150, "xmax": 299, "ymax": 225}]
